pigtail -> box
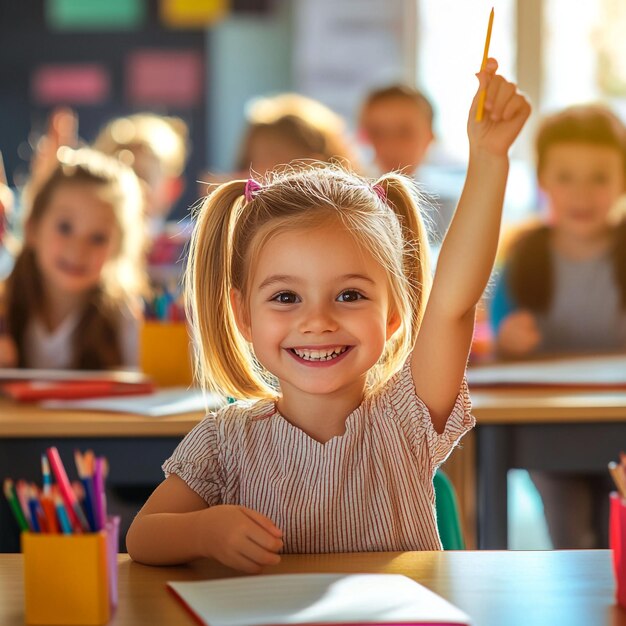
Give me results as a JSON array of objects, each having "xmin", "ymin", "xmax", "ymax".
[
  {"xmin": 4, "ymin": 248, "xmax": 43, "ymax": 367},
  {"xmin": 185, "ymin": 181, "xmax": 274, "ymax": 399},
  {"xmin": 376, "ymin": 173, "xmax": 432, "ymax": 344}
]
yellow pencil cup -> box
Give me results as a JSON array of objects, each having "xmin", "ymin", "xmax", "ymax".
[
  {"xmin": 139, "ymin": 321, "xmax": 193, "ymax": 387},
  {"xmin": 22, "ymin": 517, "xmax": 119, "ymax": 625}
]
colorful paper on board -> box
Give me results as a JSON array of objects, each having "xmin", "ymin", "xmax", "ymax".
[
  {"xmin": 46, "ymin": 0, "xmax": 145, "ymax": 30},
  {"xmin": 126, "ymin": 50, "xmax": 203, "ymax": 106},
  {"xmin": 32, "ymin": 64, "xmax": 110, "ymax": 105},
  {"xmin": 159, "ymin": 0, "xmax": 229, "ymax": 28}
]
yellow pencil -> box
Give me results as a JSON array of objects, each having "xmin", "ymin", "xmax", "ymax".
[{"xmin": 476, "ymin": 7, "xmax": 494, "ymax": 122}]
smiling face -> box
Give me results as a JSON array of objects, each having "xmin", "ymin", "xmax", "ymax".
[
  {"xmin": 27, "ymin": 182, "xmax": 119, "ymax": 296},
  {"xmin": 539, "ymin": 142, "xmax": 625, "ymax": 240},
  {"xmin": 232, "ymin": 221, "xmax": 400, "ymax": 406}
]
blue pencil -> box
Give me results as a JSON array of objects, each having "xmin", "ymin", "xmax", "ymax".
[
  {"xmin": 74, "ymin": 451, "xmax": 96, "ymax": 532},
  {"xmin": 54, "ymin": 492, "xmax": 72, "ymax": 535}
]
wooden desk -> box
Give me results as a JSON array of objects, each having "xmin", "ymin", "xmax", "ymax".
[{"xmin": 0, "ymin": 551, "xmax": 623, "ymax": 626}]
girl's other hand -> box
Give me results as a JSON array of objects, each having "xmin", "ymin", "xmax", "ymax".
[
  {"xmin": 468, "ymin": 57, "xmax": 531, "ymax": 157},
  {"xmin": 497, "ymin": 310, "xmax": 541, "ymax": 356},
  {"xmin": 199, "ymin": 504, "xmax": 283, "ymax": 574},
  {"xmin": 0, "ymin": 334, "xmax": 18, "ymax": 368}
]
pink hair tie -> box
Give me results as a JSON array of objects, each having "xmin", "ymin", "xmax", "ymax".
[
  {"xmin": 372, "ymin": 183, "xmax": 387, "ymax": 202},
  {"xmin": 244, "ymin": 178, "xmax": 262, "ymax": 202}
]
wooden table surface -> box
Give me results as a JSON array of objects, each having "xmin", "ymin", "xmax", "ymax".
[
  {"xmin": 1, "ymin": 550, "xmax": 624, "ymax": 626},
  {"xmin": 3, "ymin": 384, "xmax": 626, "ymax": 438}
]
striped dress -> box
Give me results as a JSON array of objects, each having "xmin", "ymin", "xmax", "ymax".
[{"xmin": 162, "ymin": 360, "xmax": 474, "ymax": 553}]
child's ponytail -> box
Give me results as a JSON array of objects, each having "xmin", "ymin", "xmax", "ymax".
[
  {"xmin": 375, "ymin": 173, "xmax": 432, "ymax": 345},
  {"xmin": 186, "ymin": 181, "xmax": 273, "ymax": 399}
]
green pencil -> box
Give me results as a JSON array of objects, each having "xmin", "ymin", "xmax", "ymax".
[{"xmin": 3, "ymin": 479, "xmax": 29, "ymax": 532}]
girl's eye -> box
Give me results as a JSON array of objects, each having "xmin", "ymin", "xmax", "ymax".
[
  {"xmin": 57, "ymin": 220, "xmax": 72, "ymax": 235},
  {"xmin": 556, "ymin": 172, "xmax": 572, "ymax": 184},
  {"xmin": 90, "ymin": 233, "xmax": 109, "ymax": 246},
  {"xmin": 272, "ymin": 292, "xmax": 299, "ymax": 304},
  {"xmin": 337, "ymin": 290, "xmax": 364, "ymax": 303}
]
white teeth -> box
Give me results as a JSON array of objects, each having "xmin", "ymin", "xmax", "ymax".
[{"xmin": 292, "ymin": 347, "xmax": 348, "ymax": 361}]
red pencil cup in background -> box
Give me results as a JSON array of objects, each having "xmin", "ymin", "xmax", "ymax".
[{"xmin": 610, "ymin": 493, "xmax": 626, "ymax": 608}]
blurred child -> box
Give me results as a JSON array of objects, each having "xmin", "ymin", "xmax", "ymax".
[
  {"xmin": 358, "ymin": 84, "xmax": 462, "ymax": 243},
  {"xmin": 126, "ymin": 60, "xmax": 529, "ymax": 570},
  {"xmin": 490, "ymin": 104, "xmax": 626, "ymax": 548},
  {"xmin": 94, "ymin": 113, "xmax": 189, "ymax": 289},
  {"xmin": 235, "ymin": 93, "xmax": 362, "ymax": 176},
  {"xmin": 0, "ymin": 147, "xmax": 147, "ymax": 369},
  {"xmin": 491, "ymin": 104, "xmax": 626, "ymax": 357},
  {"xmin": 358, "ymin": 84, "xmax": 435, "ymax": 175}
]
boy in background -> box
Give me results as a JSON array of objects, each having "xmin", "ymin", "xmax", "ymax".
[{"xmin": 358, "ymin": 85, "xmax": 457, "ymax": 242}]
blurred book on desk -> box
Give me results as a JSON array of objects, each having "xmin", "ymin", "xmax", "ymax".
[
  {"xmin": 468, "ymin": 354, "xmax": 626, "ymax": 389},
  {"xmin": 0, "ymin": 368, "xmax": 154, "ymax": 401},
  {"xmin": 41, "ymin": 388, "xmax": 223, "ymax": 416}
]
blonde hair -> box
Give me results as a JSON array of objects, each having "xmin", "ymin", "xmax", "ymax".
[
  {"xmin": 236, "ymin": 93, "xmax": 362, "ymax": 172},
  {"xmin": 186, "ymin": 163, "xmax": 431, "ymax": 400},
  {"xmin": 6, "ymin": 147, "xmax": 148, "ymax": 368},
  {"xmin": 94, "ymin": 113, "xmax": 189, "ymax": 178}
]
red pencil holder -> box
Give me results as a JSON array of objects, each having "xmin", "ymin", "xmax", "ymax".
[{"xmin": 610, "ymin": 492, "xmax": 626, "ymax": 608}]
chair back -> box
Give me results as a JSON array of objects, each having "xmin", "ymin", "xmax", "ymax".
[{"xmin": 434, "ymin": 470, "xmax": 465, "ymax": 550}]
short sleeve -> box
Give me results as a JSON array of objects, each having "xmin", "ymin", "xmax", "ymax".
[
  {"xmin": 386, "ymin": 360, "xmax": 475, "ymax": 474},
  {"xmin": 162, "ymin": 414, "xmax": 224, "ymax": 505}
]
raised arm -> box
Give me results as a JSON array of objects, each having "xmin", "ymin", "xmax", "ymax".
[{"xmin": 411, "ymin": 59, "xmax": 531, "ymax": 431}]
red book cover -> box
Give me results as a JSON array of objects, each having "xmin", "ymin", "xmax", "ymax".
[{"xmin": 0, "ymin": 379, "xmax": 155, "ymax": 402}]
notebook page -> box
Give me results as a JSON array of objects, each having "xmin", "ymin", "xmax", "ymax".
[{"xmin": 167, "ymin": 573, "xmax": 471, "ymax": 626}]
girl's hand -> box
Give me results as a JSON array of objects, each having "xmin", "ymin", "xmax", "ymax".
[
  {"xmin": 0, "ymin": 334, "xmax": 18, "ymax": 368},
  {"xmin": 497, "ymin": 310, "xmax": 541, "ymax": 356},
  {"xmin": 468, "ymin": 58, "xmax": 531, "ymax": 157},
  {"xmin": 30, "ymin": 107, "xmax": 78, "ymax": 193},
  {"xmin": 199, "ymin": 504, "xmax": 283, "ymax": 574}
]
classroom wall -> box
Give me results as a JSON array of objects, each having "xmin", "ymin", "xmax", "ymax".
[{"xmin": 207, "ymin": 1, "xmax": 293, "ymax": 173}]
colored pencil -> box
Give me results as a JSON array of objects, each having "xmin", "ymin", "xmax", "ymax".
[{"xmin": 3, "ymin": 479, "xmax": 29, "ymax": 532}]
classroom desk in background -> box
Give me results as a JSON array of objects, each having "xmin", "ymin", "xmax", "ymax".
[
  {"xmin": 0, "ymin": 550, "xmax": 622, "ymax": 626},
  {"xmin": 3, "ymin": 382, "xmax": 626, "ymax": 552},
  {"xmin": 0, "ymin": 399, "xmax": 202, "ymax": 552},
  {"xmin": 472, "ymin": 386, "xmax": 626, "ymax": 549}
]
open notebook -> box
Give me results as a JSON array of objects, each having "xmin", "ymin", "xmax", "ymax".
[
  {"xmin": 167, "ymin": 573, "xmax": 471, "ymax": 626},
  {"xmin": 41, "ymin": 388, "xmax": 224, "ymax": 417}
]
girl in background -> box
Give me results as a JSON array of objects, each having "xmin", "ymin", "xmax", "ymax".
[
  {"xmin": 126, "ymin": 59, "xmax": 529, "ymax": 571},
  {"xmin": 0, "ymin": 147, "xmax": 147, "ymax": 369}
]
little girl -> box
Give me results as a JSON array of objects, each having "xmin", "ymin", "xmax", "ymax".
[
  {"xmin": 127, "ymin": 59, "xmax": 530, "ymax": 571},
  {"xmin": 0, "ymin": 147, "xmax": 147, "ymax": 369}
]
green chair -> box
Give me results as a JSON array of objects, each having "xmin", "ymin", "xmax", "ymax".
[{"xmin": 434, "ymin": 470, "xmax": 465, "ymax": 550}]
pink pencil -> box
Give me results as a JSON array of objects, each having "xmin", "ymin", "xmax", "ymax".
[{"xmin": 46, "ymin": 447, "xmax": 89, "ymax": 532}]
